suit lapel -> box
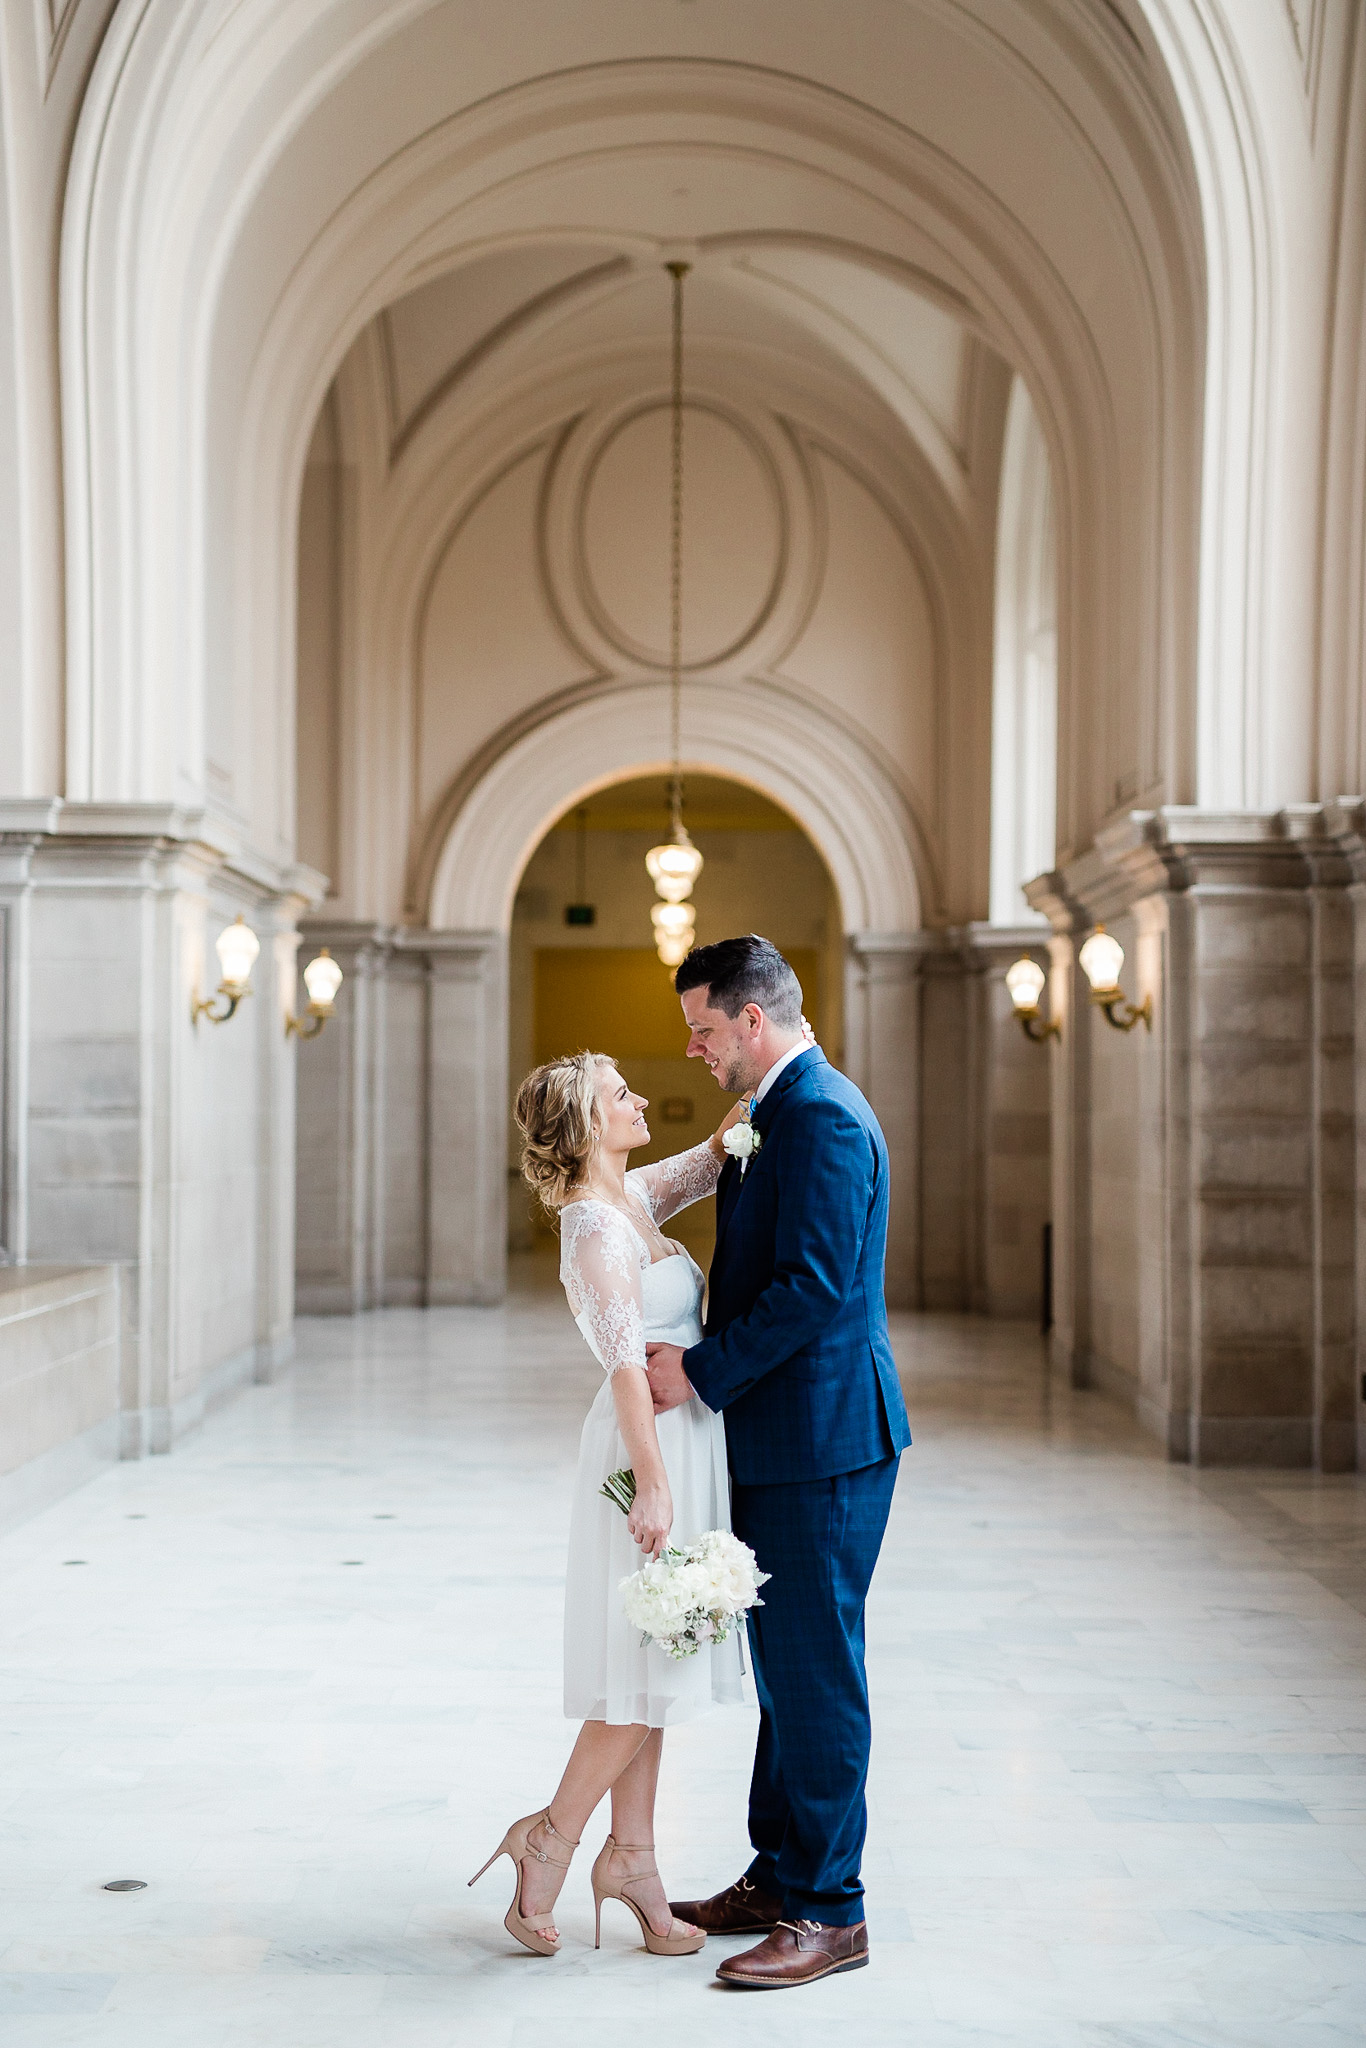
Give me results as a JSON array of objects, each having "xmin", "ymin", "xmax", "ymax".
[
  {"xmin": 751, "ymin": 1045, "xmax": 824, "ymax": 1138},
  {"xmin": 713, "ymin": 1048, "xmax": 824, "ymax": 1256},
  {"xmin": 715, "ymin": 1154, "xmax": 743, "ymax": 1244}
]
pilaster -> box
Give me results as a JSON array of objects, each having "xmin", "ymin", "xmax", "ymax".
[
  {"xmin": 296, "ymin": 922, "xmax": 508, "ymax": 1310},
  {"xmin": 845, "ymin": 933, "xmax": 923, "ymax": 1310},
  {"xmin": 419, "ymin": 931, "xmax": 507, "ymax": 1307},
  {"xmin": 962, "ymin": 927, "xmax": 1052, "ymax": 1320},
  {"xmin": 0, "ymin": 801, "xmax": 323, "ymax": 1457},
  {"xmin": 1032, "ymin": 805, "xmax": 1365, "ymax": 1468}
]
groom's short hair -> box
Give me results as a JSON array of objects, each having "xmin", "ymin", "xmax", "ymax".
[{"xmin": 674, "ymin": 935, "xmax": 804, "ymax": 1028}]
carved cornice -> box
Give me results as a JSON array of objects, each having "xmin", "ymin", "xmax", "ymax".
[
  {"xmin": 1026, "ymin": 804, "xmax": 1366, "ymax": 932},
  {"xmin": 0, "ymin": 799, "xmax": 328, "ymax": 906},
  {"xmin": 296, "ymin": 917, "xmax": 504, "ymax": 963}
]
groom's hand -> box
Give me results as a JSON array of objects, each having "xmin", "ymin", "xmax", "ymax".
[{"xmin": 645, "ymin": 1343, "xmax": 694, "ymax": 1413}]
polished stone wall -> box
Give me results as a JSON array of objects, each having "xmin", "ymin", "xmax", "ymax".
[
  {"xmin": 294, "ymin": 920, "xmax": 1051, "ymax": 1322},
  {"xmin": 1032, "ymin": 806, "xmax": 1366, "ymax": 1472},
  {"xmin": 0, "ymin": 806, "xmax": 318, "ymax": 1462},
  {"xmin": 0, "ymin": 1264, "xmax": 119, "ymax": 1530},
  {"xmin": 294, "ymin": 926, "xmax": 506, "ymax": 1313},
  {"xmin": 968, "ymin": 933, "xmax": 1053, "ymax": 1319}
]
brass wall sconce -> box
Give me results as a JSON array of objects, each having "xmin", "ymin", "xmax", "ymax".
[
  {"xmin": 285, "ymin": 947, "xmax": 343, "ymax": 1040},
  {"xmin": 192, "ymin": 916, "xmax": 259, "ymax": 1025},
  {"xmin": 1006, "ymin": 956, "xmax": 1060, "ymax": 1042},
  {"xmin": 1078, "ymin": 925, "xmax": 1152, "ymax": 1032}
]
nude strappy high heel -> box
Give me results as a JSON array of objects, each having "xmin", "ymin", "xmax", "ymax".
[
  {"xmin": 468, "ymin": 1808, "xmax": 579, "ymax": 1956},
  {"xmin": 591, "ymin": 1836, "xmax": 706, "ymax": 1956}
]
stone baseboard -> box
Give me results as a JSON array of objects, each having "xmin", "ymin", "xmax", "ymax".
[{"xmin": 0, "ymin": 1413, "xmax": 120, "ymax": 1533}]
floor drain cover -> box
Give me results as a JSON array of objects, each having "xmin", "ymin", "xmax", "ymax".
[{"xmin": 103, "ymin": 1880, "xmax": 147, "ymax": 1892}]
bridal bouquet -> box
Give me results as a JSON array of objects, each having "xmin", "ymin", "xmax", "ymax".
[{"xmin": 601, "ymin": 1468, "xmax": 769, "ymax": 1661}]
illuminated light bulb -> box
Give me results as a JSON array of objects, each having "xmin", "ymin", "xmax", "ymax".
[
  {"xmin": 651, "ymin": 901, "xmax": 695, "ymax": 937},
  {"xmin": 656, "ymin": 932, "xmax": 694, "ymax": 968},
  {"xmin": 302, "ymin": 948, "xmax": 343, "ymax": 1011},
  {"xmin": 1005, "ymin": 958, "xmax": 1046, "ymax": 1014},
  {"xmin": 215, "ymin": 916, "xmax": 260, "ymax": 992},
  {"xmin": 1078, "ymin": 926, "xmax": 1125, "ymax": 995},
  {"xmin": 646, "ymin": 836, "xmax": 703, "ymax": 902}
]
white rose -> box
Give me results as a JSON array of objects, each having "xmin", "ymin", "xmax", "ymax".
[{"xmin": 722, "ymin": 1123, "xmax": 758, "ymax": 1160}]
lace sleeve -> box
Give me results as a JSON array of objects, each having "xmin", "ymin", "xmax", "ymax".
[
  {"xmin": 559, "ymin": 1203, "xmax": 647, "ymax": 1376},
  {"xmin": 629, "ymin": 1141, "xmax": 723, "ymax": 1225}
]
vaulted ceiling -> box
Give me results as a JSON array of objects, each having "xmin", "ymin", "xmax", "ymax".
[{"xmin": 369, "ymin": 240, "xmax": 991, "ymax": 510}]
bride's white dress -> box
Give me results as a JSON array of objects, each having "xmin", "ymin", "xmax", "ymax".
[{"xmin": 560, "ymin": 1143, "xmax": 747, "ymax": 1727}]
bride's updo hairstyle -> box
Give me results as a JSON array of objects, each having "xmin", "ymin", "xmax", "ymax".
[{"xmin": 516, "ymin": 1052, "xmax": 610, "ymax": 1212}]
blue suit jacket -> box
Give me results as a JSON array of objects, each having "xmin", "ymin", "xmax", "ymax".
[{"xmin": 682, "ymin": 1047, "xmax": 912, "ymax": 1485}]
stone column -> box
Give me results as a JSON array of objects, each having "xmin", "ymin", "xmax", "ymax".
[
  {"xmin": 845, "ymin": 934, "xmax": 921, "ymax": 1310},
  {"xmin": 422, "ymin": 930, "xmax": 507, "ymax": 1306},
  {"xmin": 293, "ymin": 923, "xmax": 388, "ymax": 1314},
  {"xmin": 0, "ymin": 801, "xmax": 320, "ymax": 1455},
  {"xmin": 963, "ymin": 928, "xmax": 1052, "ymax": 1319},
  {"xmin": 1025, "ymin": 869, "xmax": 1097, "ymax": 1390},
  {"xmin": 295, "ymin": 923, "xmax": 511, "ymax": 1311},
  {"xmin": 1327, "ymin": 801, "xmax": 1366, "ymax": 1473},
  {"xmin": 917, "ymin": 938, "xmax": 974, "ymax": 1311},
  {"xmin": 1034, "ymin": 807, "xmax": 1362, "ymax": 1468}
]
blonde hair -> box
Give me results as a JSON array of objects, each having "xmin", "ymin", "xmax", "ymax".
[{"xmin": 515, "ymin": 1052, "xmax": 613, "ymax": 1212}]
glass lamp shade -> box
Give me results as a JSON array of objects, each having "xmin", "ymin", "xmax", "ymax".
[
  {"xmin": 650, "ymin": 901, "xmax": 695, "ymax": 938},
  {"xmin": 1078, "ymin": 927, "xmax": 1125, "ymax": 995},
  {"xmin": 215, "ymin": 916, "xmax": 260, "ymax": 991},
  {"xmin": 302, "ymin": 948, "xmax": 343, "ymax": 1010},
  {"xmin": 646, "ymin": 836, "xmax": 703, "ymax": 903},
  {"xmin": 1005, "ymin": 957, "xmax": 1046, "ymax": 1014},
  {"xmin": 656, "ymin": 931, "xmax": 694, "ymax": 968}
]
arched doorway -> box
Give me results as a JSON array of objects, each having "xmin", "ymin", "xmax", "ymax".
[
  {"xmin": 62, "ymin": 22, "xmax": 1208, "ymax": 1419},
  {"xmin": 507, "ymin": 772, "xmax": 842, "ymax": 1267}
]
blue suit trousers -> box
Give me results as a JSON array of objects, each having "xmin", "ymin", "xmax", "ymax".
[{"xmin": 732, "ymin": 1455, "xmax": 900, "ymax": 1926}]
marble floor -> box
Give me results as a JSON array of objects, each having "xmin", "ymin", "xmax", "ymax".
[{"xmin": 3, "ymin": 1259, "xmax": 1366, "ymax": 2046}]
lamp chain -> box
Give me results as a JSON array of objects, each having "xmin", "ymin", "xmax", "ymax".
[{"xmin": 666, "ymin": 259, "xmax": 689, "ymax": 837}]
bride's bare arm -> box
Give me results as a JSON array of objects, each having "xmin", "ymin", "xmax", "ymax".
[{"xmin": 610, "ymin": 1369, "xmax": 672, "ymax": 1559}]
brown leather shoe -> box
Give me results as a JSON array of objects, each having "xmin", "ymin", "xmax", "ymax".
[
  {"xmin": 715, "ymin": 1918, "xmax": 869, "ymax": 1989},
  {"xmin": 667, "ymin": 1874, "xmax": 783, "ymax": 1935}
]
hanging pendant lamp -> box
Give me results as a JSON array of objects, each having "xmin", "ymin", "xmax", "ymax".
[{"xmin": 646, "ymin": 260, "xmax": 702, "ymax": 967}]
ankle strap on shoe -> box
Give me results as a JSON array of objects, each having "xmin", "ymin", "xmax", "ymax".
[{"xmin": 529, "ymin": 1810, "xmax": 579, "ymax": 1866}]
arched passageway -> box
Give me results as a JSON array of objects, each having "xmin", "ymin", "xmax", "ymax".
[
  {"xmin": 55, "ymin": 11, "xmax": 1200, "ymax": 1438},
  {"xmin": 505, "ymin": 772, "xmax": 842, "ymax": 1267},
  {"xmin": 4, "ymin": 0, "xmax": 1364, "ymax": 1506}
]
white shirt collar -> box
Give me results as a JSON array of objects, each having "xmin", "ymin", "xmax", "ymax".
[{"xmin": 753, "ymin": 1039, "xmax": 810, "ymax": 1106}]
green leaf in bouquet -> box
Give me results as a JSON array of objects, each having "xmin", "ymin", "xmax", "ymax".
[{"xmin": 600, "ymin": 1467, "xmax": 638, "ymax": 1516}]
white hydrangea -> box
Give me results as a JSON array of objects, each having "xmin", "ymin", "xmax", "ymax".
[{"xmin": 619, "ymin": 1530, "xmax": 770, "ymax": 1660}]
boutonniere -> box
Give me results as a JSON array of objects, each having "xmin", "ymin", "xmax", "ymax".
[{"xmin": 722, "ymin": 1119, "xmax": 761, "ymax": 1177}]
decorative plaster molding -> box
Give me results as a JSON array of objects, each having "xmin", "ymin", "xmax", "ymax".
[
  {"xmin": 539, "ymin": 390, "xmax": 815, "ymax": 681},
  {"xmin": 36, "ymin": 0, "xmax": 79, "ymax": 95},
  {"xmin": 1025, "ymin": 804, "xmax": 1365, "ymax": 931},
  {"xmin": 383, "ymin": 255, "xmax": 632, "ymax": 465},
  {"xmin": 61, "ymin": 37, "xmax": 1204, "ymax": 879},
  {"xmin": 1284, "ymin": 0, "xmax": 1327, "ymax": 128},
  {"xmin": 422, "ymin": 673, "xmax": 928, "ymax": 936},
  {"xmin": 0, "ymin": 799, "xmax": 328, "ymax": 907}
]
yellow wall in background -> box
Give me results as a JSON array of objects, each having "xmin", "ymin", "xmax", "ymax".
[{"xmin": 529, "ymin": 947, "xmax": 823, "ymax": 1257}]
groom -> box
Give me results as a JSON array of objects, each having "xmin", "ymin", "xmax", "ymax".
[{"xmin": 646, "ymin": 934, "xmax": 911, "ymax": 1990}]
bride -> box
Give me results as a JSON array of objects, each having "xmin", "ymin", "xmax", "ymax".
[{"xmin": 469, "ymin": 1051, "xmax": 747, "ymax": 1959}]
